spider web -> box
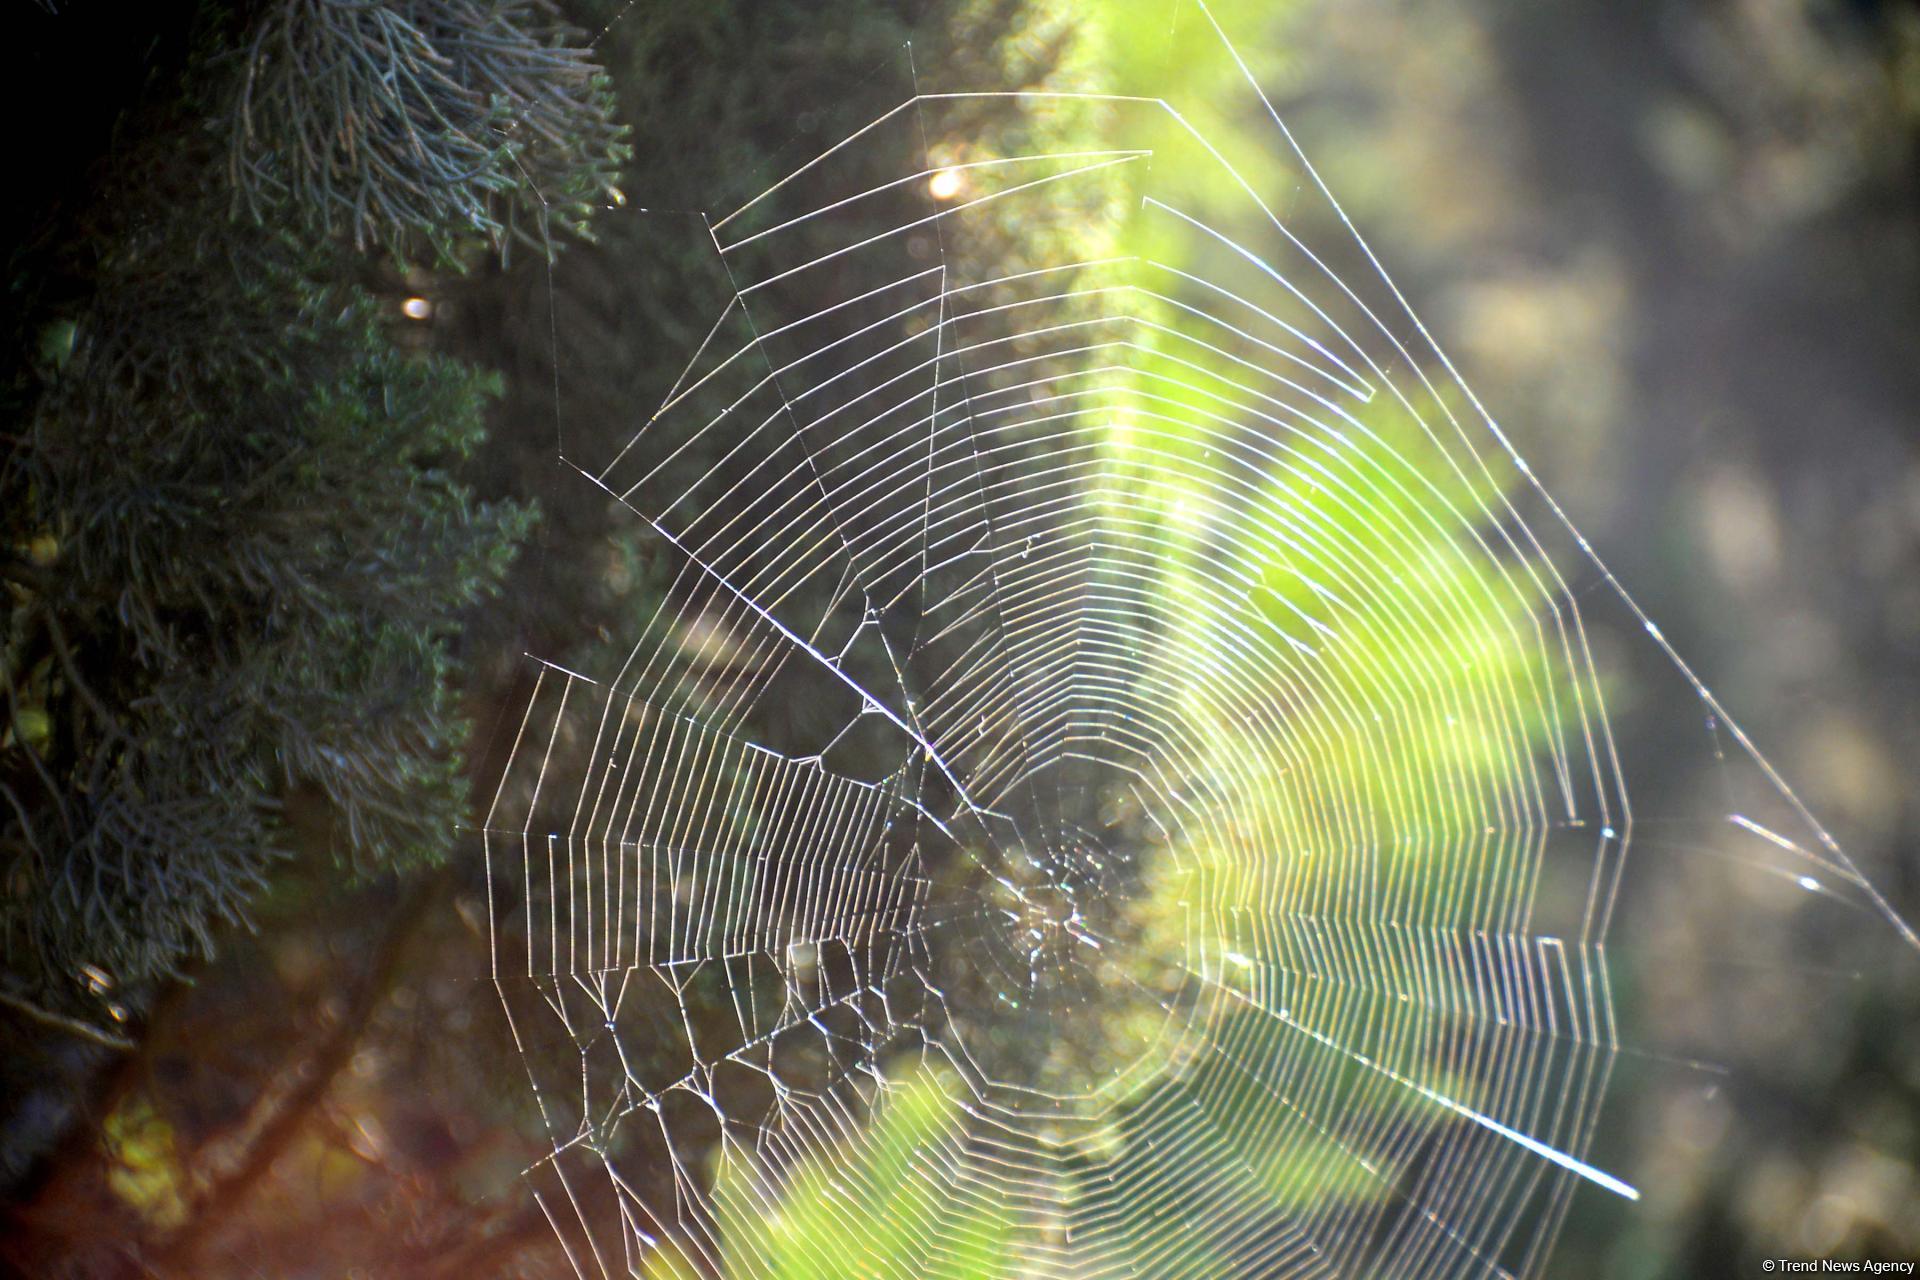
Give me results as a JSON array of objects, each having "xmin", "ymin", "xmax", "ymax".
[{"xmin": 478, "ymin": 6, "xmax": 1917, "ymax": 1276}]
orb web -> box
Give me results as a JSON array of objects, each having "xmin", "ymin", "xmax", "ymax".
[{"xmin": 477, "ymin": 8, "xmax": 1915, "ymax": 1277}]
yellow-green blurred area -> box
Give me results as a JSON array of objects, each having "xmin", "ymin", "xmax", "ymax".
[{"xmin": 5, "ymin": 0, "xmax": 1919, "ymax": 1277}]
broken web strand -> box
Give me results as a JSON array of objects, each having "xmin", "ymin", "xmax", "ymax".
[{"xmin": 473, "ymin": 5, "xmax": 1920, "ymax": 1278}]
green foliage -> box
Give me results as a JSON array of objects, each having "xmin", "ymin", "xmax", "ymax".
[
  {"xmin": 644, "ymin": 1068, "xmax": 1012, "ymax": 1280},
  {"xmin": 101, "ymin": 1095, "xmax": 188, "ymax": 1230},
  {"xmin": 3, "ymin": 241, "xmax": 532, "ymax": 1003},
  {"xmin": 227, "ymin": 0, "xmax": 630, "ymax": 261},
  {"xmin": 0, "ymin": 0, "xmax": 620, "ymax": 1019}
]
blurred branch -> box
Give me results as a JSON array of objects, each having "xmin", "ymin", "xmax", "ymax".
[
  {"xmin": 0, "ymin": 990, "xmax": 134, "ymax": 1052},
  {"xmin": 147, "ymin": 872, "xmax": 442, "ymax": 1273}
]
